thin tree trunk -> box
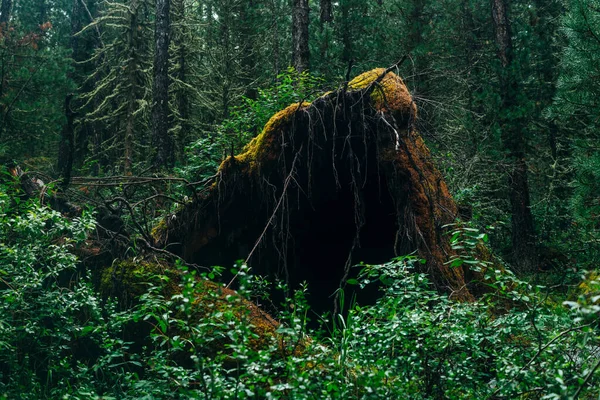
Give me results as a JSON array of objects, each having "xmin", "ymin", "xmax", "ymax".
[
  {"xmin": 38, "ymin": 0, "xmax": 47, "ymax": 25},
  {"xmin": 74, "ymin": 0, "xmax": 100, "ymax": 167},
  {"xmin": 320, "ymin": 0, "xmax": 332, "ymax": 24},
  {"xmin": 0, "ymin": 0, "xmax": 12, "ymax": 25},
  {"xmin": 340, "ymin": 0, "xmax": 351, "ymax": 63},
  {"xmin": 58, "ymin": 0, "xmax": 82, "ymax": 187},
  {"xmin": 124, "ymin": 82, "xmax": 135, "ymax": 174},
  {"xmin": 409, "ymin": 0, "xmax": 428, "ymax": 92},
  {"xmin": 0, "ymin": 0, "xmax": 9, "ymax": 125},
  {"xmin": 271, "ymin": 0, "xmax": 280, "ymax": 75},
  {"xmin": 152, "ymin": 0, "xmax": 172, "ymax": 169},
  {"xmin": 58, "ymin": 95, "xmax": 75, "ymax": 189},
  {"xmin": 220, "ymin": 3, "xmax": 231, "ymax": 119},
  {"xmin": 123, "ymin": 0, "xmax": 139, "ymax": 175},
  {"xmin": 171, "ymin": 0, "xmax": 188, "ymax": 160},
  {"xmin": 176, "ymin": 42, "xmax": 188, "ymax": 156},
  {"xmin": 240, "ymin": 0, "xmax": 257, "ymax": 100},
  {"xmin": 292, "ymin": 0, "xmax": 309, "ymax": 72},
  {"xmin": 491, "ymin": 0, "xmax": 538, "ymax": 272}
]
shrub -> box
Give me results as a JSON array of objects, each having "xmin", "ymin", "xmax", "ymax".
[{"xmin": 1, "ymin": 181, "xmax": 598, "ymax": 398}]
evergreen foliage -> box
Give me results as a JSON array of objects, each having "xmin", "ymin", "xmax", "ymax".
[
  {"xmin": 550, "ymin": 0, "xmax": 600, "ymax": 267},
  {"xmin": 77, "ymin": 0, "xmax": 153, "ymax": 174}
]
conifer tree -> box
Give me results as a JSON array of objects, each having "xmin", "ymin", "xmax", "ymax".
[
  {"xmin": 78, "ymin": 0, "xmax": 153, "ymax": 174},
  {"xmin": 152, "ymin": 0, "xmax": 172, "ymax": 168},
  {"xmin": 491, "ymin": 0, "xmax": 538, "ymax": 271},
  {"xmin": 292, "ymin": 0, "xmax": 309, "ymax": 72},
  {"xmin": 0, "ymin": 0, "xmax": 72, "ymax": 162},
  {"xmin": 552, "ymin": 0, "xmax": 600, "ymax": 264}
]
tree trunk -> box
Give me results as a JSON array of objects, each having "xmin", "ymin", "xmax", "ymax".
[
  {"xmin": 340, "ymin": 0, "xmax": 351, "ymax": 63},
  {"xmin": 0, "ymin": 0, "xmax": 12, "ymax": 25},
  {"xmin": 38, "ymin": 0, "xmax": 47, "ymax": 25},
  {"xmin": 320, "ymin": 0, "xmax": 332, "ymax": 24},
  {"xmin": 491, "ymin": 0, "xmax": 538, "ymax": 272},
  {"xmin": 176, "ymin": 42, "xmax": 188, "ymax": 154},
  {"xmin": 123, "ymin": 0, "xmax": 140, "ymax": 175},
  {"xmin": 271, "ymin": 0, "xmax": 280, "ymax": 75},
  {"xmin": 58, "ymin": 0, "xmax": 82, "ymax": 188},
  {"xmin": 124, "ymin": 84, "xmax": 135, "ymax": 174},
  {"xmin": 219, "ymin": 3, "xmax": 231, "ymax": 119},
  {"xmin": 152, "ymin": 0, "xmax": 172, "ymax": 169},
  {"xmin": 0, "ymin": 0, "xmax": 10, "ymax": 114},
  {"xmin": 74, "ymin": 0, "xmax": 100, "ymax": 168},
  {"xmin": 292, "ymin": 0, "xmax": 309, "ymax": 72},
  {"xmin": 240, "ymin": 0, "xmax": 257, "ymax": 100},
  {"xmin": 58, "ymin": 95, "xmax": 75, "ymax": 189},
  {"xmin": 171, "ymin": 0, "xmax": 188, "ymax": 161},
  {"xmin": 408, "ymin": 0, "xmax": 429, "ymax": 93}
]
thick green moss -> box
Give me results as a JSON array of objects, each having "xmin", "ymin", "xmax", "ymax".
[
  {"xmin": 150, "ymin": 219, "xmax": 169, "ymax": 245},
  {"xmin": 100, "ymin": 260, "xmax": 171, "ymax": 303},
  {"xmin": 348, "ymin": 68, "xmax": 417, "ymax": 118},
  {"xmin": 223, "ymin": 102, "xmax": 310, "ymax": 174}
]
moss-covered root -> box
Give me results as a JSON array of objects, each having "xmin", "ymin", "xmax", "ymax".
[
  {"xmin": 99, "ymin": 259, "xmax": 279, "ymax": 353},
  {"xmin": 348, "ymin": 68, "xmax": 417, "ymax": 123}
]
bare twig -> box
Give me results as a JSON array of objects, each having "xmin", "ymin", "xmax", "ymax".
[
  {"xmin": 573, "ymin": 356, "xmax": 600, "ymax": 399},
  {"xmin": 364, "ymin": 55, "xmax": 409, "ymax": 96},
  {"xmin": 136, "ymin": 237, "xmax": 210, "ymax": 272},
  {"xmin": 105, "ymin": 196, "xmax": 153, "ymax": 244},
  {"xmin": 78, "ymin": 0, "xmax": 105, "ymax": 48}
]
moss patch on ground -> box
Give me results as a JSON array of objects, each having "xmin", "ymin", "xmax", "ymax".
[{"xmin": 99, "ymin": 259, "xmax": 280, "ymax": 354}]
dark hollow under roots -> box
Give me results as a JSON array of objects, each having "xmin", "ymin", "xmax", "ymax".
[{"xmin": 155, "ymin": 70, "xmax": 473, "ymax": 316}]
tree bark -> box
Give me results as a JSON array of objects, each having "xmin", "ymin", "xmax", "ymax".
[
  {"xmin": 0, "ymin": 0, "xmax": 10, "ymax": 110},
  {"xmin": 491, "ymin": 0, "xmax": 538, "ymax": 272},
  {"xmin": 219, "ymin": 3, "xmax": 231, "ymax": 119},
  {"xmin": 74, "ymin": 0, "xmax": 100, "ymax": 168},
  {"xmin": 152, "ymin": 0, "xmax": 172, "ymax": 169},
  {"xmin": 320, "ymin": 0, "xmax": 332, "ymax": 24},
  {"xmin": 292, "ymin": 0, "xmax": 309, "ymax": 72},
  {"xmin": 170, "ymin": 0, "xmax": 188, "ymax": 160},
  {"xmin": 408, "ymin": 0, "xmax": 429, "ymax": 94}
]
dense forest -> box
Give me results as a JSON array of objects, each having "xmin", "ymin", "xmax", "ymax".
[{"xmin": 1, "ymin": 0, "xmax": 599, "ymax": 398}]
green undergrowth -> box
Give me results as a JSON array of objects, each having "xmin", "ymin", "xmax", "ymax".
[{"xmin": 1, "ymin": 183, "xmax": 599, "ymax": 399}]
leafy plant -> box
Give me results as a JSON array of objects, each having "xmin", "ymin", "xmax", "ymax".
[{"xmin": 1, "ymin": 180, "xmax": 599, "ymax": 398}]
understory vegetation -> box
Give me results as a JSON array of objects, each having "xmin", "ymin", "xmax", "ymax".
[{"xmin": 1, "ymin": 184, "xmax": 599, "ymax": 399}]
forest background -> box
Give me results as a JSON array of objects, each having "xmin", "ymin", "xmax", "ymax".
[
  {"xmin": 0, "ymin": 0, "xmax": 600, "ymax": 398},
  {"xmin": 1, "ymin": 0, "xmax": 599, "ymax": 271}
]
